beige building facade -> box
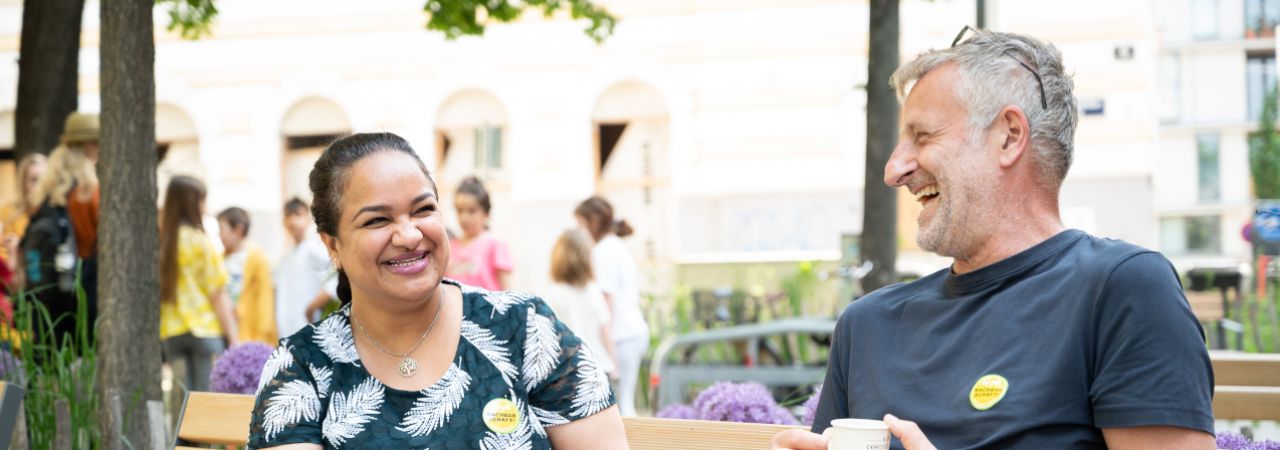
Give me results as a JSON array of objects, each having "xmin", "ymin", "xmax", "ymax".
[{"xmin": 0, "ymin": 0, "xmax": 1178, "ymax": 297}]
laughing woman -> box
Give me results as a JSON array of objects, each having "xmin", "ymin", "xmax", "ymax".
[{"xmin": 248, "ymin": 133, "xmax": 627, "ymax": 449}]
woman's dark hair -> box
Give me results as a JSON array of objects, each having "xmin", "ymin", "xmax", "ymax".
[
  {"xmin": 217, "ymin": 206, "xmax": 251, "ymax": 236},
  {"xmin": 309, "ymin": 132, "xmax": 434, "ymax": 304},
  {"xmin": 159, "ymin": 175, "xmax": 207, "ymax": 304},
  {"xmin": 574, "ymin": 195, "xmax": 633, "ymax": 242},
  {"xmin": 456, "ymin": 175, "xmax": 491, "ymax": 214}
]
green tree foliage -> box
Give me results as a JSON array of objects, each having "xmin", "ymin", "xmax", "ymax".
[
  {"xmin": 1252, "ymin": 85, "xmax": 1280, "ymax": 200},
  {"xmin": 156, "ymin": 0, "xmax": 218, "ymax": 40},
  {"xmin": 425, "ymin": 0, "xmax": 615, "ymax": 42},
  {"xmin": 157, "ymin": 0, "xmax": 616, "ymax": 42}
]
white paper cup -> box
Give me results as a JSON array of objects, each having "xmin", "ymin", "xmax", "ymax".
[{"xmin": 827, "ymin": 418, "xmax": 890, "ymax": 450}]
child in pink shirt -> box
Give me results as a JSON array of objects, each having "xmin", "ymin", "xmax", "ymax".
[{"xmin": 447, "ymin": 176, "xmax": 512, "ymax": 290}]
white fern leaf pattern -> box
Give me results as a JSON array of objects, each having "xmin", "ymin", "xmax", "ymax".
[
  {"xmin": 257, "ymin": 344, "xmax": 293, "ymax": 396},
  {"xmin": 313, "ymin": 315, "xmax": 360, "ymax": 366},
  {"xmin": 460, "ymin": 283, "xmax": 487, "ymax": 296},
  {"xmin": 262, "ymin": 380, "xmax": 322, "ymax": 441},
  {"xmin": 569, "ymin": 346, "xmax": 612, "ymax": 417},
  {"xmin": 483, "ymin": 290, "xmax": 533, "ymax": 316},
  {"xmin": 397, "ymin": 363, "xmax": 471, "ymax": 436},
  {"xmin": 322, "ymin": 377, "xmax": 385, "ymax": 447},
  {"xmin": 308, "ymin": 364, "xmax": 333, "ymax": 399},
  {"xmin": 479, "ymin": 392, "xmax": 534, "ymax": 450},
  {"xmin": 522, "ymin": 309, "xmax": 561, "ymax": 392},
  {"xmin": 531, "ymin": 405, "xmax": 570, "ymax": 429},
  {"xmin": 461, "ymin": 320, "xmax": 518, "ymax": 385}
]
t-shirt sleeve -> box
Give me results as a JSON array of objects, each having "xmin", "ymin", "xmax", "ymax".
[
  {"xmin": 1089, "ymin": 252, "xmax": 1214, "ymax": 434},
  {"xmin": 247, "ymin": 343, "xmax": 325, "ymax": 448},
  {"xmin": 521, "ymin": 297, "xmax": 617, "ymax": 427},
  {"xmin": 196, "ymin": 232, "xmax": 229, "ymax": 292},
  {"xmin": 586, "ymin": 283, "xmax": 611, "ymax": 324},
  {"xmin": 491, "ymin": 238, "xmax": 514, "ymax": 273},
  {"xmin": 811, "ymin": 306, "xmax": 852, "ymax": 433},
  {"xmin": 591, "ymin": 247, "xmax": 621, "ymax": 297}
]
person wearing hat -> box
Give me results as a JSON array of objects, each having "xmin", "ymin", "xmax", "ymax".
[{"xmin": 28, "ymin": 112, "xmax": 101, "ymax": 339}]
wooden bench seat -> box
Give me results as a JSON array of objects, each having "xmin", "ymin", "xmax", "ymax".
[
  {"xmin": 172, "ymin": 352, "xmax": 1280, "ymax": 448},
  {"xmin": 173, "ymin": 391, "xmax": 803, "ymax": 449}
]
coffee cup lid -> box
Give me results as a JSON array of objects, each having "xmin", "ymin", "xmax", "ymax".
[{"xmin": 830, "ymin": 419, "xmax": 888, "ymax": 430}]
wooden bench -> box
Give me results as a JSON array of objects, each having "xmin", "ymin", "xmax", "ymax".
[
  {"xmin": 1210, "ymin": 350, "xmax": 1280, "ymax": 421},
  {"xmin": 624, "ymin": 417, "xmax": 803, "ymax": 450},
  {"xmin": 174, "ymin": 391, "xmax": 803, "ymax": 449},
  {"xmin": 174, "ymin": 391, "xmax": 255, "ymax": 449},
  {"xmin": 179, "ymin": 353, "xmax": 1280, "ymax": 448}
]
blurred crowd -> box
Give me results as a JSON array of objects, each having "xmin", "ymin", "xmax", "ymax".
[{"xmin": 0, "ymin": 112, "xmax": 652, "ymax": 416}]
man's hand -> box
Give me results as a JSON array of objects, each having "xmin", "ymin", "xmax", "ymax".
[
  {"xmin": 770, "ymin": 429, "xmax": 828, "ymax": 450},
  {"xmin": 885, "ymin": 414, "xmax": 936, "ymax": 450}
]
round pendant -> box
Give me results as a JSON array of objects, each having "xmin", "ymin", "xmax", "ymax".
[{"xmin": 398, "ymin": 357, "xmax": 419, "ymax": 378}]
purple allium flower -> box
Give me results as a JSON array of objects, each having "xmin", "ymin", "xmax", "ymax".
[
  {"xmin": 656, "ymin": 403, "xmax": 699, "ymax": 420},
  {"xmin": 210, "ymin": 342, "xmax": 274, "ymax": 394},
  {"xmin": 692, "ymin": 381, "xmax": 798, "ymax": 425},
  {"xmin": 1217, "ymin": 431, "xmax": 1277, "ymax": 450},
  {"xmin": 802, "ymin": 385, "xmax": 822, "ymax": 426},
  {"xmin": 1218, "ymin": 432, "xmax": 1250, "ymax": 450}
]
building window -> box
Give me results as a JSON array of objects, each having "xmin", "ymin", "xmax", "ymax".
[
  {"xmin": 1159, "ymin": 54, "xmax": 1181, "ymax": 123},
  {"xmin": 1247, "ymin": 54, "xmax": 1277, "ymax": 121},
  {"xmin": 1161, "ymin": 216, "xmax": 1222, "ymax": 254},
  {"xmin": 1246, "ymin": 0, "xmax": 1280, "ymax": 38},
  {"xmin": 1197, "ymin": 133, "xmax": 1221, "ymax": 202},
  {"xmin": 473, "ymin": 125, "xmax": 503, "ymax": 170},
  {"xmin": 1193, "ymin": 0, "xmax": 1219, "ymax": 40}
]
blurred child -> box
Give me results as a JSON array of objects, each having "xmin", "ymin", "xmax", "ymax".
[
  {"xmin": 159, "ymin": 175, "xmax": 238, "ymax": 393},
  {"xmin": 276, "ymin": 197, "xmax": 334, "ymax": 338},
  {"xmin": 446, "ymin": 176, "xmax": 512, "ymax": 290},
  {"xmin": 544, "ymin": 228, "xmax": 618, "ymax": 377},
  {"xmin": 217, "ymin": 207, "xmax": 276, "ymax": 344}
]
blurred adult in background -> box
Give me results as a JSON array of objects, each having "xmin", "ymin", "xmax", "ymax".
[
  {"xmin": 0, "ymin": 153, "xmax": 46, "ymax": 266},
  {"xmin": 0, "ymin": 154, "xmax": 41, "ymax": 323},
  {"xmin": 217, "ymin": 206, "xmax": 276, "ymax": 344},
  {"xmin": 158, "ymin": 175, "xmax": 238, "ymax": 392},
  {"xmin": 575, "ymin": 196, "xmax": 648, "ymax": 417},
  {"xmin": 23, "ymin": 112, "xmax": 100, "ymax": 344}
]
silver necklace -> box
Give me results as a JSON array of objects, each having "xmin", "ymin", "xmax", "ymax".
[{"xmin": 352, "ymin": 287, "xmax": 445, "ymax": 378}]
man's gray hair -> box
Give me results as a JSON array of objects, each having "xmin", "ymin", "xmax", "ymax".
[{"xmin": 890, "ymin": 29, "xmax": 1078, "ymax": 188}]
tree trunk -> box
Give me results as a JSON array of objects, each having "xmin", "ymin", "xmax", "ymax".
[
  {"xmin": 861, "ymin": 0, "xmax": 900, "ymax": 293},
  {"xmin": 97, "ymin": 0, "xmax": 159, "ymax": 448},
  {"xmin": 15, "ymin": 0, "xmax": 85, "ymax": 160}
]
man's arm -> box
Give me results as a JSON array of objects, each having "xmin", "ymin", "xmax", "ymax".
[{"xmin": 1101, "ymin": 426, "xmax": 1215, "ymax": 450}]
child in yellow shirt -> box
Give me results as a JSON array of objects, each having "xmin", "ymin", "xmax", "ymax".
[{"xmin": 217, "ymin": 207, "xmax": 276, "ymax": 344}]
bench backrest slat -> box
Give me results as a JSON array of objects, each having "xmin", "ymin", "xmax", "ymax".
[{"xmin": 622, "ymin": 416, "xmax": 804, "ymax": 450}]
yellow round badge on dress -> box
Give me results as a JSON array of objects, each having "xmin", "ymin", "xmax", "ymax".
[
  {"xmin": 969, "ymin": 374, "xmax": 1009, "ymax": 411},
  {"xmin": 483, "ymin": 398, "xmax": 521, "ymax": 434}
]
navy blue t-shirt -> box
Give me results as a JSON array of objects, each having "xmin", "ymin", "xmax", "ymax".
[{"xmin": 812, "ymin": 230, "xmax": 1214, "ymax": 449}]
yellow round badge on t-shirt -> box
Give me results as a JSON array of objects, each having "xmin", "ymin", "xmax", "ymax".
[
  {"xmin": 969, "ymin": 374, "xmax": 1009, "ymax": 410},
  {"xmin": 483, "ymin": 398, "xmax": 520, "ymax": 434}
]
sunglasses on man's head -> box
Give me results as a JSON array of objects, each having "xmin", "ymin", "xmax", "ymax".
[{"xmin": 951, "ymin": 25, "xmax": 1049, "ymax": 109}]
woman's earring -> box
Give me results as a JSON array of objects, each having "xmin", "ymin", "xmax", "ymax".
[{"xmin": 332, "ymin": 259, "xmax": 341, "ymax": 270}]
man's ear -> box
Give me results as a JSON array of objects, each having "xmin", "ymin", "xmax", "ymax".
[{"xmin": 995, "ymin": 105, "xmax": 1032, "ymax": 168}]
